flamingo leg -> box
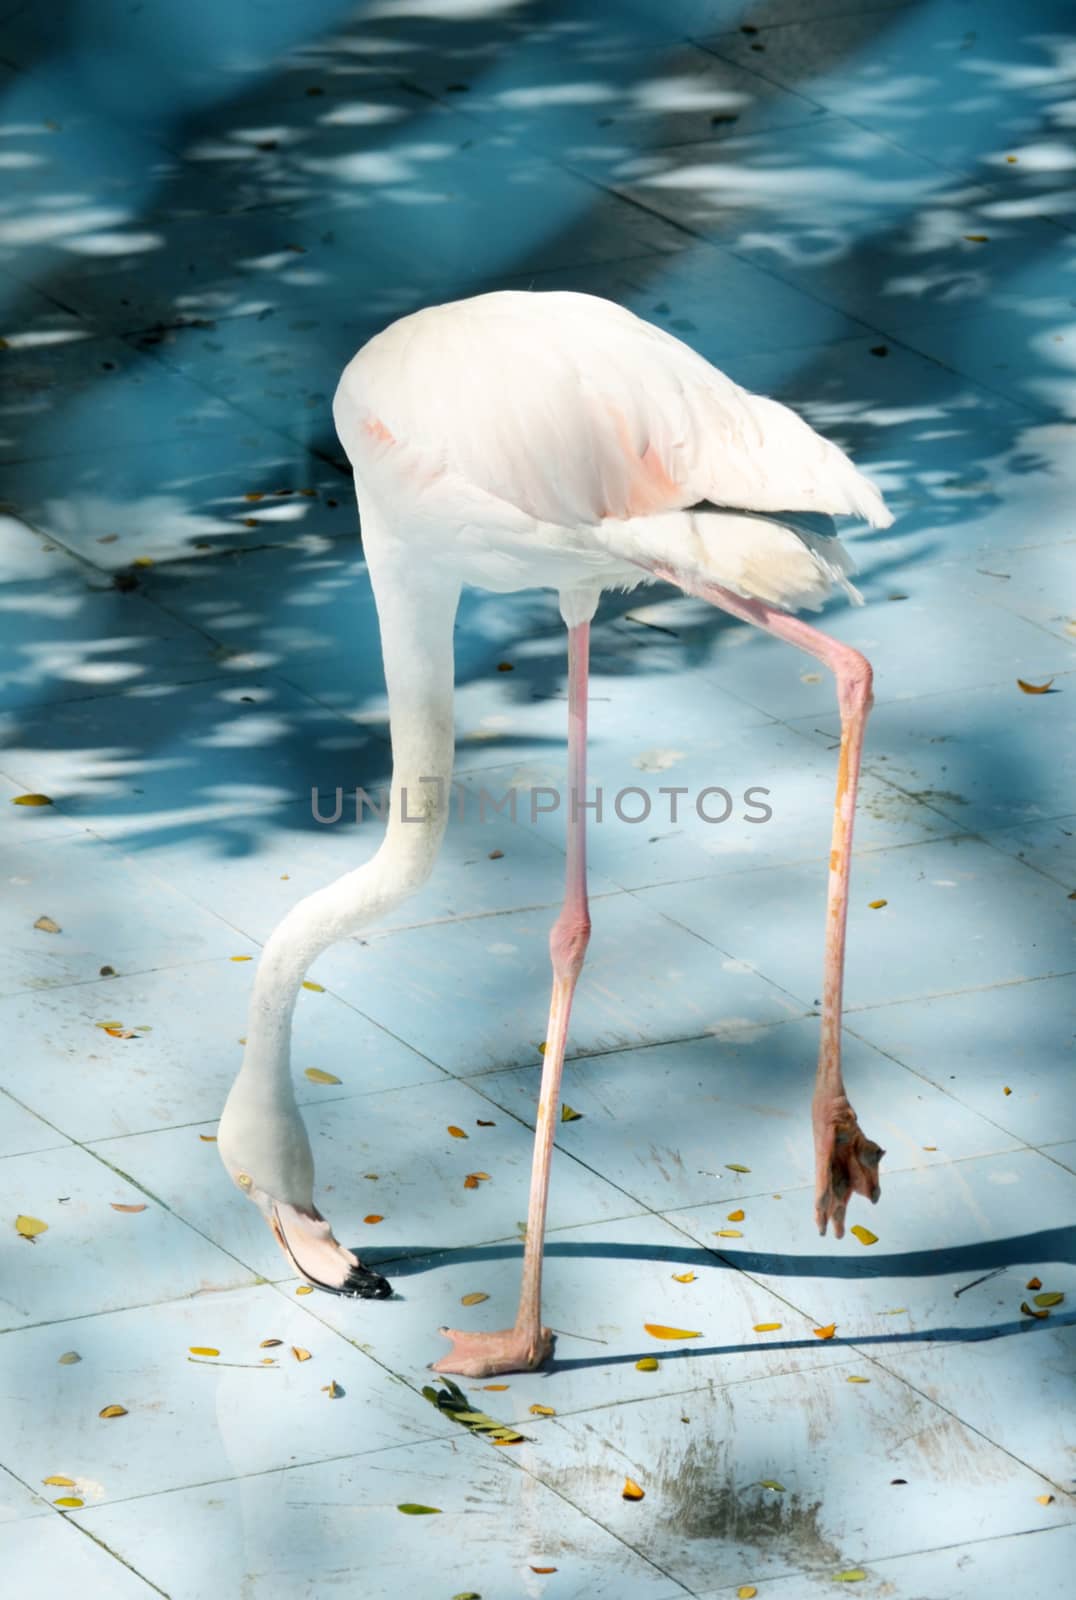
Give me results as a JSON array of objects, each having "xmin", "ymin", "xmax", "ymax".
[
  {"xmin": 434, "ymin": 620, "xmax": 592, "ymax": 1375},
  {"xmin": 654, "ymin": 569, "xmax": 885, "ymax": 1241}
]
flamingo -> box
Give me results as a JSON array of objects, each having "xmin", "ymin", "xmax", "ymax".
[{"xmin": 217, "ymin": 290, "xmax": 888, "ymax": 1377}]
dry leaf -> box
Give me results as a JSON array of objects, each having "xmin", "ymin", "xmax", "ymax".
[
  {"xmin": 463, "ymin": 1175, "xmax": 479, "ymax": 1190},
  {"xmin": 560, "ymin": 1104, "xmax": 582, "ymax": 1121},
  {"xmin": 530, "ymin": 1568, "xmax": 557, "ymax": 1575},
  {"xmin": 476, "ymin": 1118, "xmax": 495, "ymax": 1126},
  {"xmin": 813, "ymin": 1323, "xmax": 837, "ymax": 1339},
  {"xmin": 1017, "ymin": 677, "xmax": 1054, "ymax": 694},
  {"xmin": 43, "ymin": 1475, "xmax": 76, "ymax": 1487},
  {"xmin": 635, "ymin": 1357, "xmax": 659, "ymax": 1371},
  {"xmin": 110, "ymin": 1203, "xmax": 147, "ymax": 1214},
  {"xmin": 715, "ymin": 1229, "xmax": 743, "ymax": 1238},
  {"xmin": 12, "ymin": 793, "xmax": 52, "ymax": 806},
  {"xmin": 753, "ymin": 1323, "xmax": 781, "ymax": 1332},
  {"xmin": 643, "ymin": 1323, "xmax": 701, "ymax": 1341},
  {"xmin": 738, "ymin": 1588, "xmax": 758, "ymax": 1599},
  {"xmin": 199, "ymin": 1134, "xmax": 217, "ymax": 1142},
  {"xmin": 292, "ymin": 1347, "xmax": 311, "ymax": 1362},
  {"xmin": 491, "ymin": 1436, "xmax": 522, "ymax": 1446},
  {"xmin": 963, "ymin": 233, "xmax": 989, "ymax": 242},
  {"xmin": 364, "ymin": 1214, "xmax": 383, "ymax": 1225},
  {"xmin": 672, "ymin": 1271, "xmax": 696, "ymax": 1283},
  {"xmin": 397, "ymin": 1503, "xmax": 441, "ymax": 1515},
  {"xmin": 529, "ymin": 1404, "xmax": 556, "ymax": 1416},
  {"xmin": 301, "ymin": 980, "xmax": 325, "ymax": 992},
  {"xmin": 260, "ymin": 1339, "xmax": 282, "ymax": 1348},
  {"xmin": 1003, "ymin": 1086, "xmax": 1012, "ymax": 1095},
  {"xmin": 622, "ymin": 1477, "xmax": 645, "ymax": 1501},
  {"xmin": 1033, "ymin": 1292, "xmax": 1064, "ymax": 1307},
  {"xmin": 868, "ymin": 899, "xmax": 887, "ymax": 909},
  {"xmin": 447, "ymin": 1125, "xmax": 468, "ymax": 1139},
  {"xmin": 460, "ymin": 1292, "xmax": 489, "ymax": 1306},
  {"xmin": 847, "ymin": 1375, "xmax": 871, "ymax": 1384},
  {"xmin": 132, "ymin": 556, "xmax": 154, "ymax": 568},
  {"xmin": 304, "ymin": 1068, "xmax": 341, "ymax": 1085},
  {"xmin": 484, "ymin": 1384, "xmax": 509, "ymax": 1391},
  {"xmin": 98, "ymin": 1405, "xmax": 127, "ymax": 1418},
  {"xmin": 33, "ymin": 915, "xmax": 61, "ymax": 933},
  {"xmin": 727, "ymin": 1209, "xmax": 745, "ymax": 1221},
  {"xmin": 54, "ymin": 1496, "xmax": 84, "ymax": 1508},
  {"xmin": 1026, "ymin": 1276, "xmax": 1042, "ymax": 1290},
  {"xmin": 726, "ymin": 1163, "xmax": 750, "ymax": 1173},
  {"xmin": 323, "ymin": 1380, "xmax": 342, "ymax": 1399},
  {"xmin": 881, "ymin": 1307, "xmax": 907, "ymax": 1315},
  {"xmin": 15, "ymin": 1215, "xmax": 48, "ymax": 1239},
  {"xmin": 295, "ymin": 1285, "xmax": 313, "ymax": 1296},
  {"xmin": 850, "ymin": 1225, "xmax": 878, "ymax": 1246},
  {"xmin": 58, "ymin": 1352, "xmax": 80, "ymax": 1365},
  {"xmin": 230, "ymin": 954, "xmax": 252, "ymax": 962},
  {"xmin": 538, "ymin": 1042, "xmax": 547, "ymax": 1055},
  {"xmin": 1037, "ymin": 1494, "xmax": 1055, "ymax": 1505},
  {"xmin": 759, "ymin": 1480, "xmax": 784, "ymax": 1492},
  {"xmin": 244, "ymin": 492, "xmax": 264, "ymax": 502}
]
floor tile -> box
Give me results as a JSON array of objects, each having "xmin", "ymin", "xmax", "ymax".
[
  {"xmin": 0, "ymin": 1088, "xmax": 69, "ymax": 1158},
  {"xmin": 0, "ymin": 1283, "xmax": 455, "ymax": 1504},
  {"xmin": 0, "ymin": 956, "xmax": 441, "ymax": 1142},
  {"xmin": 68, "ymin": 1435, "xmax": 689, "ymax": 1600},
  {"xmin": 0, "ymin": 770, "xmax": 87, "ymax": 844},
  {"xmin": 0, "ymin": 1463, "xmax": 50, "ymax": 1522},
  {"xmin": 663, "ymin": 1147, "xmax": 1076, "ymax": 1349},
  {"xmin": 517, "ymin": 1361, "xmax": 1066, "ymax": 1590},
  {"xmin": 469, "ymin": 1023, "xmax": 1022, "ymax": 1215},
  {"xmin": 0, "ymin": 832, "xmax": 254, "ymax": 997},
  {"xmin": 0, "ymin": 1515, "xmax": 160, "ymax": 1597},
  {"xmin": 0, "ymin": 1143, "xmax": 254, "ymax": 1330}
]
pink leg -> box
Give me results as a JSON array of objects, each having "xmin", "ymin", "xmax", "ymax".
[
  {"xmin": 653, "ymin": 568, "xmax": 885, "ymax": 1240},
  {"xmin": 434, "ymin": 622, "xmax": 592, "ymax": 1375}
]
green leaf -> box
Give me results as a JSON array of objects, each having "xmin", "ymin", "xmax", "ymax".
[
  {"xmin": 833, "ymin": 1572, "xmax": 868, "ymax": 1583},
  {"xmin": 560, "ymin": 1104, "xmax": 582, "ymax": 1122},
  {"xmin": 758, "ymin": 1480, "xmax": 785, "ymax": 1492},
  {"xmin": 396, "ymin": 1503, "xmax": 441, "ymax": 1515}
]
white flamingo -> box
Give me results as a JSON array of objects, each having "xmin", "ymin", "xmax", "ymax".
[{"xmin": 218, "ymin": 290, "xmax": 888, "ymax": 1377}]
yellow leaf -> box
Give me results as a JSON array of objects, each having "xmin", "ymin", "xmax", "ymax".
[
  {"xmin": 833, "ymin": 1572, "xmax": 868, "ymax": 1583},
  {"xmin": 1017, "ymin": 677, "xmax": 1054, "ymax": 694},
  {"xmin": 54, "ymin": 1496, "xmax": 84, "ymax": 1508},
  {"xmin": 304, "ymin": 1067, "xmax": 341, "ymax": 1085},
  {"xmin": 529, "ymin": 1404, "xmax": 556, "ymax": 1416},
  {"xmin": 643, "ymin": 1323, "xmax": 701, "ymax": 1341},
  {"xmin": 132, "ymin": 556, "xmax": 154, "ymax": 568},
  {"xmin": 323, "ymin": 1379, "xmax": 342, "ymax": 1398},
  {"xmin": 292, "ymin": 1347, "xmax": 311, "ymax": 1362},
  {"xmin": 460, "ymin": 1292, "xmax": 489, "ymax": 1306},
  {"xmin": 260, "ymin": 1338, "xmax": 282, "ymax": 1348},
  {"xmin": 1037, "ymin": 1494, "xmax": 1055, "ymax": 1505},
  {"xmin": 471, "ymin": 1172, "xmax": 491, "ymax": 1181},
  {"xmin": 491, "ymin": 1435, "xmax": 523, "ymax": 1445},
  {"xmin": 715, "ymin": 1229, "xmax": 743, "ymax": 1238},
  {"xmin": 295, "ymin": 1285, "xmax": 313, "ymax": 1296},
  {"xmin": 189, "ymin": 1346, "xmax": 219, "ymax": 1357},
  {"xmin": 727, "ymin": 1209, "xmax": 745, "ymax": 1221},
  {"xmin": 635, "ymin": 1357, "xmax": 659, "ymax": 1371},
  {"xmin": 484, "ymin": 1383, "xmax": 509, "ymax": 1391},
  {"xmin": 1003, "ymin": 1086, "xmax": 1012, "ymax": 1095},
  {"xmin": 199, "ymin": 1134, "xmax": 217, "ymax": 1142},
  {"xmin": 15, "ymin": 1215, "xmax": 48, "ymax": 1238},
  {"xmin": 58, "ymin": 1352, "xmax": 80, "ymax": 1365},
  {"xmin": 850, "ymin": 1225, "xmax": 878, "ymax": 1246},
  {"xmin": 98, "ymin": 1405, "xmax": 127, "ymax": 1418},
  {"xmin": 43, "ymin": 1475, "xmax": 76, "ymax": 1487},
  {"xmin": 672, "ymin": 1271, "xmax": 696, "ymax": 1283},
  {"xmin": 301, "ymin": 980, "xmax": 325, "ymax": 992},
  {"xmin": 397, "ymin": 1503, "xmax": 442, "ymax": 1515},
  {"xmin": 12, "ymin": 793, "xmax": 52, "ymax": 806},
  {"xmin": 846, "ymin": 1375, "xmax": 871, "ymax": 1384},
  {"xmin": 881, "ymin": 1307, "xmax": 907, "ymax": 1315},
  {"xmin": 759, "ymin": 1480, "xmax": 784, "ymax": 1492},
  {"xmin": 725, "ymin": 1163, "xmax": 750, "ymax": 1173},
  {"xmin": 33, "ymin": 915, "xmax": 61, "ymax": 933},
  {"xmin": 1033, "ymin": 1292, "xmax": 1064, "ymax": 1308},
  {"xmin": 738, "ymin": 1589, "xmax": 758, "ymax": 1599},
  {"xmin": 110, "ymin": 1203, "xmax": 147, "ymax": 1214},
  {"xmin": 244, "ymin": 492, "xmax": 264, "ymax": 501},
  {"xmin": 621, "ymin": 1477, "xmax": 645, "ymax": 1501},
  {"xmin": 813, "ymin": 1323, "xmax": 837, "ymax": 1339},
  {"xmin": 230, "ymin": 954, "xmax": 252, "ymax": 962},
  {"xmin": 753, "ymin": 1323, "xmax": 781, "ymax": 1332},
  {"xmin": 560, "ymin": 1104, "xmax": 582, "ymax": 1121},
  {"xmin": 868, "ymin": 899, "xmax": 887, "ymax": 909},
  {"xmin": 364, "ymin": 1214, "xmax": 383, "ymax": 1224},
  {"xmin": 1020, "ymin": 1299, "xmax": 1049, "ymax": 1319},
  {"xmin": 447, "ymin": 1125, "xmax": 468, "ymax": 1139}
]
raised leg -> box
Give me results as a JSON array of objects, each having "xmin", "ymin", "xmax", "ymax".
[
  {"xmin": 653, "ymin": 567, "xmax": 885, "ymax": 1240},
  {"xmin": 434, "ymin": 619, "xmax": 592, "ymax": 1375}
]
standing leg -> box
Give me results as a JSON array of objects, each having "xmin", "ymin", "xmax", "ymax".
[
  {"xmin": 434, "ymin": 620, "xmax": 593, "ymax": 1375},
  {"xmin": 652, "ymin": 567, "xmax": 884, "ymax": 1240}
]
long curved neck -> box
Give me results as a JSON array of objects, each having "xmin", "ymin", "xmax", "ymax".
[{"xmin": 232, "ymin": 517, "xmax": 459, "ymax": 1117}]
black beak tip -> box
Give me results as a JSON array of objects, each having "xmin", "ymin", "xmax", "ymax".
[{"xmin": 343, "ymin": 1262, "xmax": 393, "ymax": 1300}]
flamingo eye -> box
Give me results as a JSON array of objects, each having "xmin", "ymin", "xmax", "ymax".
[{"xmin": 237, "ymin": 1172, "xmax": 253, "ymax": 1190}]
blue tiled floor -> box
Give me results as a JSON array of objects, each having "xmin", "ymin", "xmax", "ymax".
[{"xmin": 1, "ymin": 2, "xmax": 1073, "ymax": 1596}]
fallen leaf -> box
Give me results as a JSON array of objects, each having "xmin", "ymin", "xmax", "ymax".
[
  {"xmin": 759, "ymin": 1480, "xmax": 785, "ymax": 1492},
  {"xmin": 622, "ymin": 1477, "xmax": 645, "ymax": 1501},
  {"xmin": 301, "ymin": 980, "xmax": 325, "ymax": 992},
  {"xmin": 364, "ymin": 1214, "xmax": 383, "ymax": 1225},
  {"xmin": 813, "ymin": 1323, "xmax": 837, "ymax": 1339},
  {"xmin": 635, "ymin": 1357, "xmax": 659, "ymax": 1371},
  {"xmin": 469, "ymin": 1172, "xmax": 491, "ymax": 1182},
  {"xmin": 244, "ymin": 492, "xmax": 263, "ymax": 502},
  {"xmin": 738, "ymin": 1588, "xmax": 758, "ymax": 1599},
  {"xmin": 725, "ymin": 1163, "xmax": 751, "ymax": 1173},
  {"xmin": 199, "ymin": 1134, "xmax": 217, "ymax": 1142},
  {"xmin": 1026, "ymin": 1277, "xmax": 1042, "ymax": 1290},
  {"xmin": 1003, "ymin": 1086, "xmax": 1012, "ymax": 1095},
  {"xmin": 452, "ymin": 1593, "xmax": 482, "ymax": 1599},
  {"xmin": 923, "ymin": 1145, "xmax": 937, "ymax": 1151},
  {"xmin": 230, "ymin": 954, "xmax": 252, "ymax": 962},
  {"xmin": 529, "ymin": 1404, "xmax": 556, "ymax": 1416},
  {"xmin": 850, "ymin": 1225, "xmax": 878, "ymax": 1246},
  {"xmin": 54, "ymin": 1497, "xmax": 84, "ymax": 1508},
  {"xmin": 15, "ymin": 1215, "xmax": 48, "ymax": 1238},
  {"xmin": 715, "ymin": 1229, "xmax": 743, "ymax": 1238},
  {"xmin": 846, "ymin": 1376, "xmax": 871, "ymax": 1384},
  {"xmin": 110, "ymin": 1203, "xmax": 147, "ymax": 1214},
  {"xmin": 672, "ymin": 1271, "xmax": 696, "ymax": 1283},
  {"xmin": 1021, "ymin": 1300, "xmax": 1050, "ymax": 1319},
  {"xmin": 833, "ymin": 1571, "xmax": 868, "ymax": 1583},
  {"xmin": 753, "ymin": 1323, "xmax": 782, "ymax": 1332},
  {"xmin": 12, "ymin": 793, "xmax": 52, "ymax": 806},
  {"xmin": 727, "ymin": 1209, "xmax": 745, "ymax": 1221},
  {"xmin": 868, "ymin": 899, "xmax": 887, "ymax": 910},
  {"xmin": 189, "ymin": 1346, "xmax": 219, "ymax": 1357},
  {"xmin": 33, "ymin": 915, "xmax": 61, "ymax": 933},
  {"xmin": 103, "ymin": 1025, "xmax": 137, "ymax": 1039},
  {"xmin": 643, "ymin": 1323, "xmax": 701, "ymax": 1341},
  {"xmin": 58, "ymin": 1352, "xmax": 80, "ymax": 1365},
  {"xmin": 98, "ymin": 1405, "xmax": 127, "ymax": 1418},
  {"xmin": 1037, "ymin": 1493, "xmax": 1055, "ymax": 1505},
  {"xmin": 43, "ymin": 1475, "xmax": 76, "ymax": 1487},
  {"xmin": 132, "ymin": 556, "xmax": 154, "ymax": 568},
  {"xmin": 304, "ymin": 1067, "xmax": 342, "ymax": 1085},
  {"xmin": 292, "ymin": 1347, "xmax": 311, "ymax": 1362},
  {"xmin": 963, "ymin": 233, "xmax": 989, "ymax": 242},
  {"xmin": 1017, "ymin": 677, "xmax": 1054, "ymax": 694},
  {"xmin": 530, "ymin": 1568, "xmax": 557, "ymax": 1575},
  {"xmin": 477, "ymin": 1118, "xmax": 495, "ymax": 1126},
  {"xmin": 1033, "ymin": 1292, "xmax": 1064, "ymax": 1307},
  {"xmin": 323, "ymin": 1380, "xmax": 342, "ymax": 1398},
  {"xmin": 295, "ymin": 1285, "xmax": 313, "ymax": 1296},
  {"xmin": 260, "ymin": 1339, "xmax": 282, "ymax": 1348},
  {"xmin": 460, "ymin": 1292, "xmax": 489, "ymax": 1306},
  {"xmin": 538, "ymin": 1042, "xmax": 547, "ymax": 1055},
  {"xmin": 463, "ymin": 1175, "xmax": 479, "ymax": 1190},
  {"xmin": 881, "ymin": 1307, "xmax": 907, "ymax": 1315},
  {"xmin": 447, "ymin": 1125, "xmax": 468, "ymax": 1139},
  {"xmin": 491, "ymin": 1435, "xmax": 522, "ymax": 1445},
  {"xmin": 421, "ymin": 1377, "xmax": 526, "ymax": 1444},
  {"xmin": 484, "ymin": 1384, "xmax": 509, "ymax": 1391},
  {"xmin": 560, "ymin": 1104, "xmax": 582, "ymax": 1122},
  {"xmin": 397, "ymin": 1503, "xmax": 441, "ymax": 1515}
]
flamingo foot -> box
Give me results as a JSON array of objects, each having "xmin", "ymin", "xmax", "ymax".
[
  {"xmin": 813, "ymin": 1093, "xmax": 884, "ymax": 1239},
  {"xmin": 431, "ymin": 1323, "xmax": 554, "ymax": 1377}
]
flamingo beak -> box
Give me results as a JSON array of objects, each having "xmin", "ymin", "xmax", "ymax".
[{"xmin": 269, "ymin": 1201, "xmax": 392, "ymax": 1299}]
